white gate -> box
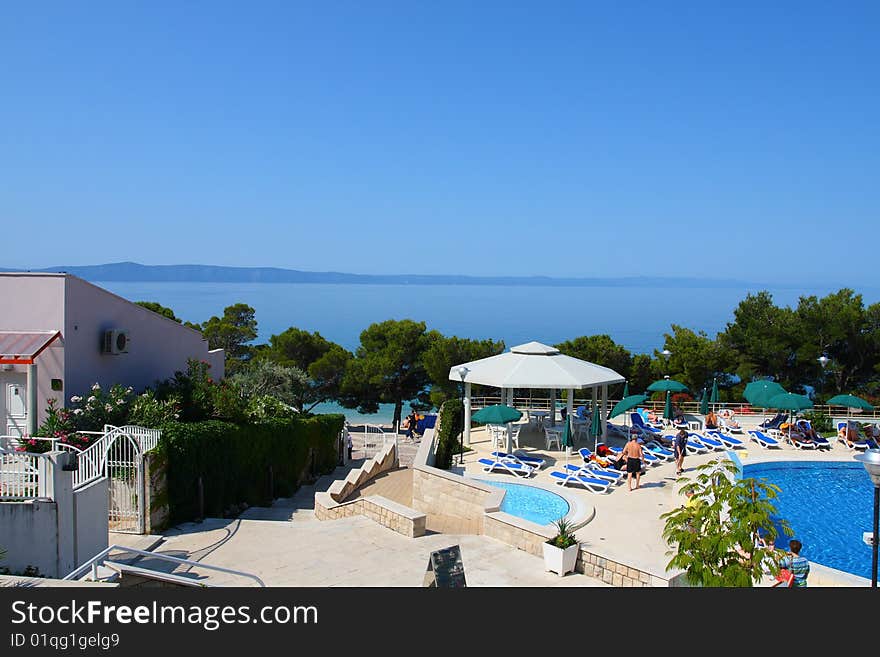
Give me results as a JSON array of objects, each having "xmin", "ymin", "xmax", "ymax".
[{"xmin": 72, "ymin": 425, "xmax": 160, "ymax": 534}]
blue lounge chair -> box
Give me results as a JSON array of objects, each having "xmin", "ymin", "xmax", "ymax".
[
  {"xmin": 679, "ymin": 435, "xmax": 709, "ymax": 455},
  {"xmin": 748, "ymin": 430, "xmax": 781, "ymax": 449},
  {"xmin": 630, "ymin": 412, "xmax": 663, "ymax": 435},
  {"xmin": 550, "ymin": 470, "xmax": 612, "ymax": 494},
  {"xmin": 705, "ymin": 430, "xmax": 745, "ymax": 449},
  {"xmin": 836, "ymin": 421, "xmax": 872, "ymax": 450},
  {"xmin": 689, "ymin": 432, "xmax": 725, "ymax": 451},
  {"xmin": 561, "ymin": 463, "xmax": 625, "ymax": 485},
  {"xmin": 478, "ymin": 458, "xmax": 534, "ymax": 478},
  {"xmin": 607, "ymin": 444, "xmax": 663, "ymax": 466},
  {"xmin": 491, "ymin": 451, "xmax": 546, "ymax": 469},
  {"xmin": 795, "ymin": 420, "xmax": 830, "ymax": 450},
  {"xmin": 645, "ymin": 442, "xmax": 674, "ymax": 461},
  {"xmin": 758, "ymin": 413, "xmax": 787, "ymax": 431}
]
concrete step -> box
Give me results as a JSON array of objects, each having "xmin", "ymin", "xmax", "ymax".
[{"xmin": 238, "ymin": 466, "xmax": 353, "ymax": 522}]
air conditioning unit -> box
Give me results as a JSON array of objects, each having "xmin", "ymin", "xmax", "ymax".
[{"xmin": 103, "ymin": 329, "xmax": 130, "ymax": 355}]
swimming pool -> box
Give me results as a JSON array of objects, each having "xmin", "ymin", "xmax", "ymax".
[
  {"xmin": 478, "ymin": 480, "xmax": 570, "ymax": 526},
  {"xmin": 743, "ymin": 462, "xmax": 875, "ymax": 580}
]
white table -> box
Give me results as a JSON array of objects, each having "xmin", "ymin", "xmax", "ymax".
[{"xmin": 529, "ymin": 410, "xmax": 549, "ymax": 428}]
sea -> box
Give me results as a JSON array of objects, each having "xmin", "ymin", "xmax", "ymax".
[{"xmin": 97, "ymin": 281, "xmax": 880, "ymax": 424}]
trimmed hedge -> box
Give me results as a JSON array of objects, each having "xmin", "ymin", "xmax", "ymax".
[
  {"xmin": 434, "ymin": 399, "xmax": 463, "ymax": 470},
  {"xmin": 156, "ymin": 414, "xmax": 344, "ymax": 525}
]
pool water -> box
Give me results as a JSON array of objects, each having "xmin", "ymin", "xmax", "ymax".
[
  {"xmin": 743, "ymin": 462, "xmax": 875, "ymax": 580},
  {"xmin": 478, "ymin": 480, "xmax": 570, "ymax": 526}
]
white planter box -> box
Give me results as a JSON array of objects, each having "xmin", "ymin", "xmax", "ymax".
[{"xmin": 543, "ymin": 541, "xmax": 579, "ymax": 577}]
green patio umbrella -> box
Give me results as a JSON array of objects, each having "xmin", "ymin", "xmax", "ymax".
[
  {"xmin": 826, "ymin": 394, "xmax": 874, "ymax": 411},
  {"xmin": 743, "ymin": 380, "xmax": 787, "ymax": 408},
  {"xmin": 647, "ymin": 378, "xmax": 688, "ymax": 393},
  {"xmin": 710, "ymin": 378, "xmax": 719, "ymax": 406},
  {"xmin": 699, "ymin": 388, "xmax": 709, "ymax": 415},
  {"xmin": 470, "ymin": 404, "xmax": 522, "ymax": 425},
  {"xmin": 609, "ymin": 394, "xmax": 649, "ymax": 419},
  {"xmin": 590, "ymin": 400, "xmax": 602, "ymax": 451},
  {"xmin": 561, "ymin": 415, "xmax": 572, "ymax": 449},
  {"xmin": 826, "ymin": 394, "xmax": 874, "ymax": 430},
  {"xmin": 622, "ymin": 381, "xmax": 630, "ymax": 399},
  {"xmin": 766, "ymin": 392, "xmax": 813, "ymax": 443},
  {"xmin": 663, "ymin": 391, "xmax": 674, "ymax": 422}
]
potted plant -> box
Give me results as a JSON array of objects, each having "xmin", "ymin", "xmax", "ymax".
[{"xmin": 543, "ymin": 518, "xmax": 579, "ymax": 576}]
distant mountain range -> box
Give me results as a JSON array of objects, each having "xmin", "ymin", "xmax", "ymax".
[{"xmin": 7, "ymin": 261, "xmax": 755, "ymax": 288}]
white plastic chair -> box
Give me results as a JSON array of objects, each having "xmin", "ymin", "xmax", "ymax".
[
  {"xmin": 544, "ymin": 427, "xmax": 561, "ymax": 450},
  {"xmin": 508, "ymin": 424, "xmax": 522, "ymax": 450}
]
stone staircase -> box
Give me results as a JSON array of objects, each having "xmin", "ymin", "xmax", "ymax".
[{"xmin": 237, "ymin": 466, "xmax": 353, "ymax": 522}]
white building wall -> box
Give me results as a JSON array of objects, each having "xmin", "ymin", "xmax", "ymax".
[
  {"xmin": 63, "ymin": 275, "xmax": 219, "ymax": 398},
  {"xmin": 0, "ymin": 272, "xmax": 225, "ymax": 423},
  {"xmin": 0, "ymin": 274, "xmax": 66, "ymax": 427}
]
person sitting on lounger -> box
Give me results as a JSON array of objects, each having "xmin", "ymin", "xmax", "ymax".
[
  {"xmin": 796, "ymin": 420, "xmax": 821, "ymax": 442},
  {"xmin": 705, "ymin": 410, "xmax": 719, "ymax": 430},
  {"xmin": 719, "ymin": 408, "xmax": 741, "ymax": 430},
  {"xmin": 839, "ymin": 421, "xmax": 861, "ymax": 444}
]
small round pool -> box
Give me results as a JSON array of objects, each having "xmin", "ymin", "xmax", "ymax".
[
  {"xmin": 478, "ymin": 479, "xmax": 570, "ymax": 525},
  {"xmin": 743, "ymin": 461, "xmax": 874, "ymax": 580}
]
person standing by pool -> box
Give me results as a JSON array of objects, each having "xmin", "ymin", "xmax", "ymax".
[
  {"xmin": 621, "ymin": 434, "xmax": 645, "ymax": 491},
  {"xmin": 778, "ymin": 539, "xmax": 810, "ymax": 587},
  {"xmin": 674, "ymin": 427, "xmax": 688, "ymax": 476}
]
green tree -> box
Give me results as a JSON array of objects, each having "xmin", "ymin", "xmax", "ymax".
[
  {"xmin": 628, "ymin": 353, "xmax": 655, "ymax": 394},
  {"xmin": 555, "ymin": 335, "xmax": 633, "ymax": 380},
  {"xmin": 265, "ymin": 327, "xmax": 334, "ymax": 370},
  {"xmin": 793, "ymin": 289, "xmax": 876, "ymax": 396},
  {"xmin": 229, "ymin": 360, "xmax": 309, "ymax": 409},
  {"xmin": 422, "ymin": 334, "xmax": 505, "ymax": 407},
  {"xmin": 661, "ymin": 458, "xmax": 792, "ymax": 587},
  {"xmin": 198, "ymin": 303, "xmax": 258, "ymax": 374},
  {"xmin": 720, "ymin": 291, "xmax": 795, "ymax": 383},
  {"xmin": 136, "ymin": 301, "xmax": 181, "ymax": 323},
  {"xmin": 659, "ymin": 325, "xmax": 723, "ymax": 394},
  {"xmin": 342, "ymin": 319, "xmax": 433, "ymax": 427},
  {"xmin": 307, "ymin": 345, "xmax": 355, "ymax": 412}
]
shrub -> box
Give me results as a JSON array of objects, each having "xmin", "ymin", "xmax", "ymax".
[
  {"xmin": 156, "ymin": 414, "xmax": 344, "ymax": 524},
  {"xmin": 548, "ymin": 518, "xmax": 577, "ymax": 549},
  {"xmin": 434, "ymin": 399, "xmax": 463, "ymax": 470},
  {"xmin": 128, "ymin": 390, "xmax": 181, "ymax": 427},
  {"xmin": 801, "ymin": 410, "xmax": 832, "ymax": 433}
]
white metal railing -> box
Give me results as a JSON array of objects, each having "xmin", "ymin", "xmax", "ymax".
[
  {"xmin": 346, "ymin": 423, "xmax": 396, "ymax": 458},
  {"xmin": 63, "ymin": 544, "xmax": 266, "ymax": 587},
  {"xmin": 467, "ymin": 396, "xmax": 880, "ymax": 420},
  {"xmin": 71, "ymin": 425, "xmax": 160, "ymax": 491},
  {"xmin": 0, "ymin": 448, "xmax": 51, "ymax": 500}
]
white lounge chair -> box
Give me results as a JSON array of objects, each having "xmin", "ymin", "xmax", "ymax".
[
  {"xmin": 705, "ymin": 430, "xmax": 745, "ymax": 449},
  {"xmin": 478, "ymin": 458, "xmax": 534, "ymax": 478},
  {"xmin": 491, "ymin": 450, "xmax": 545, "ymax": 470},
  {"xmin": 748, "ymin": 430, "xmax": 781, "ymax": 449},
  {"xmin": 550, "ymin": 469, "xmax": 612, "ymax": 493},
  {"xmin": 560, "ymin": 463, "xmax": 625, "ymax": 485}
]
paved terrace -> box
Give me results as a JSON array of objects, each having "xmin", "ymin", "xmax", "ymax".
[
  {"xmin": 136, "ymin": 470, "xmax": 608, "ymax": 587},
  {"xmin": 460, "ymin": 418, "xmax": 869, "ymax": 584},
  {"xmin": 113, "ymin": 416, "xmax": 867, "ymax": 587}
]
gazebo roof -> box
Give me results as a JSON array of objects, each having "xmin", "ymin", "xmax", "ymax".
[{"xmin": 448, "ymin": 341, "xmax": 625, "ymax": 389}]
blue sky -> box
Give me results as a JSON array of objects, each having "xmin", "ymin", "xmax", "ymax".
[{"xmin": 1, "ymin": 2, "xmax": 877, "ymax": 286}]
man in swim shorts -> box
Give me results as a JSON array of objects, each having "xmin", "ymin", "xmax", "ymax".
[{"xmin": 621, "ymin": 434, "xmax": 645, "ymax": 491}]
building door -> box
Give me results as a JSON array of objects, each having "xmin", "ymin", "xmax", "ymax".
[{"xmin": 1, "ymin": 373, "xmax": 28, "ymax": 438}]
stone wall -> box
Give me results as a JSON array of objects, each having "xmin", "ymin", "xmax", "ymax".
[
  {"xmin": 314, "ymin": 441, "xmax": 426, "ymax": 537},
  {"xmin": 577, "ymin": 550, "xmax": 671, "ymax": 587},
  {"xmin": 315, "ymin": 493, "xmax": 426, "ymax": 538},
  {"xmin": 483, "ymin": 512, "xmax": 554, "ymax": 557},
  {"xmin": 327, "ymin": 442, "xmax": 398, "ymax": 503},
  {"xmin": 143, "ymin": 450, "xmax": 168, "ymax": 534}
]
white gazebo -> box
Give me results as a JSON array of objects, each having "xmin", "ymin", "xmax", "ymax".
[{"xmin": 448, "ymin": 341, "xmax": 625, "ymax": 447}]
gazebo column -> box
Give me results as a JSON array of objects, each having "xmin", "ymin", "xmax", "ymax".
[
  {"xmin": 601, "ymin": 384, "xmax": 608, "ymax": 439},
  {"xmin": 464, "ymin": 382, "xmax": 472, "ymax": 446},
  {"xmin": 549, "ymin": 388, "xmax": 556, "ymax": 425}
]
